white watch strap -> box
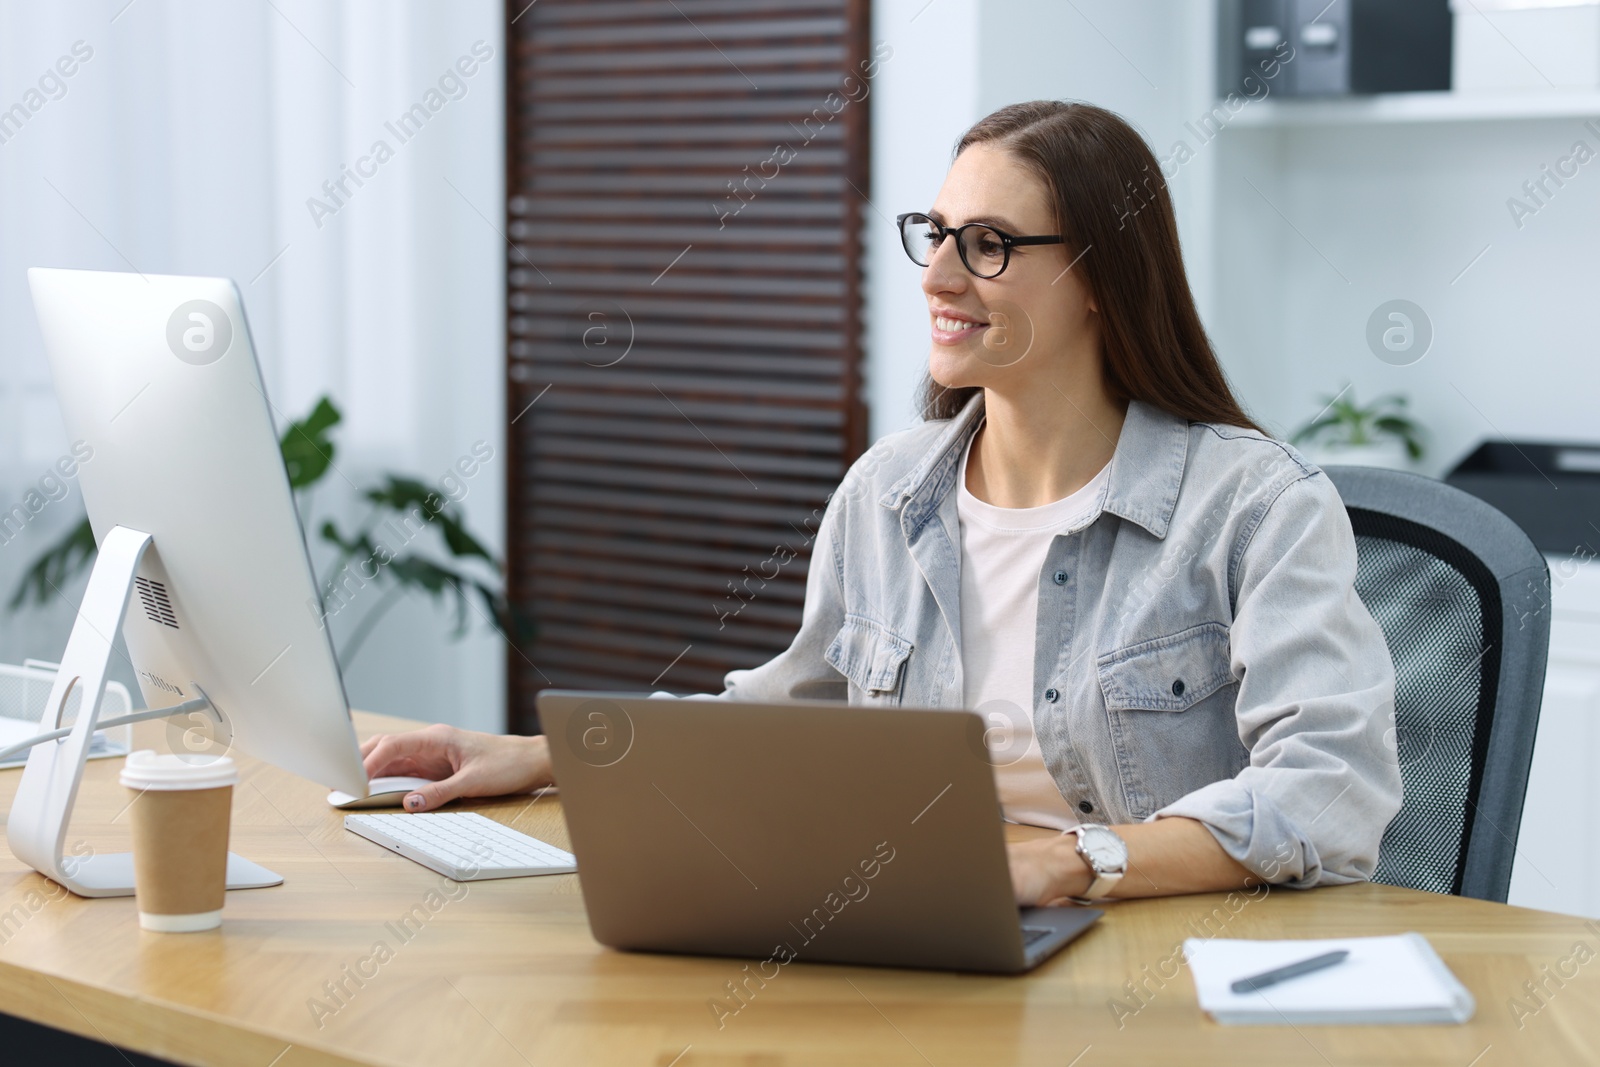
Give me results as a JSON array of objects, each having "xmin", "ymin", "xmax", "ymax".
[
  {"xmin": 1083, "ymin": 868, "xmax": 1123, "ymax": 898},
  {"xmin": 1073, "ymin": 824, "xmax": 1126, "ymax": 902}
]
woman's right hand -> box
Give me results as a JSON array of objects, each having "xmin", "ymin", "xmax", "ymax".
[{"xmin": 360, "ymin": 723, "xmax": 553, "ymax": 812}]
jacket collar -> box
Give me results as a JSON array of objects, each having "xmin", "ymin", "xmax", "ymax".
[{"xmin": 879, "ymin": 393, "xmax": 1190, "ymax": 540}]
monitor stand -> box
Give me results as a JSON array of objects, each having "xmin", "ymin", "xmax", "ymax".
[{"xmin": 4, "ymin": 526, "xmax": 282, "ymax": 898}]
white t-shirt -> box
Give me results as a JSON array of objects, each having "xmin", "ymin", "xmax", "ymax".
[{"xmin": 957, "ymin": 432, "xmax": 1109, "ymax": 831}]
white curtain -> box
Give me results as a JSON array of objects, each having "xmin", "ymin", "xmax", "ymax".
[{"xmin": 0, "ymin": 0, "xmax": 506, "ymax": 730}]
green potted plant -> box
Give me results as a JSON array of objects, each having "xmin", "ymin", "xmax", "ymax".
[
  {"xmin": 10, "ymin": 395, "xmax": 526, "ymax": 670},
  {"xmin": 1290, "ymin": 388, "xmax": 1425, "ymax": 470}
]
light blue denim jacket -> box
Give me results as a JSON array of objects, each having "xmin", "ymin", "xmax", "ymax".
[{"xmin": 722, "ymin": 395, "xmax": 1403, "ymax": 887}]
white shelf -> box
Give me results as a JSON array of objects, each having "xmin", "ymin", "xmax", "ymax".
[{"xmin": 1226, "ymin": 89, "xmax": 1600, "ymax": 127}]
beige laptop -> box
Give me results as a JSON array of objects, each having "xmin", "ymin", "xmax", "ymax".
[{"xmin": 538, "ymin": 691, "xmax": 1101, "ymax": 973}]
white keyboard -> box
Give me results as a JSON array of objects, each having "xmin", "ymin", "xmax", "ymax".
[{"xmin": 344, "ymin": 812, "xmax": 576, "ymax": 881}]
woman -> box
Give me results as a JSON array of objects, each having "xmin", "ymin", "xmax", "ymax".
[{"xmin": 365, "ymin": 101, "xmax": 1402, "ymax": 906}]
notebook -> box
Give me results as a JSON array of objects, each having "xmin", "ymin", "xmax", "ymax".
[{"xmin": 1184, "ymin": 933, "xmax": 1475, "ymax": 1025}]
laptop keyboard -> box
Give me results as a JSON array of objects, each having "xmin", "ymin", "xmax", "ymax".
[{"xmin": 1021, "ymin": 925, "xmax": 1053, "ymax": 947}]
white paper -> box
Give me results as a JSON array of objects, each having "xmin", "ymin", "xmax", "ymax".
[
  {"xmin": 1184, "ymin": 934, "xmax": 1473, "ymax": 1024},
  {"xmin": 0, "ymin": 716, "xmax": 126, "ymax": 768}
]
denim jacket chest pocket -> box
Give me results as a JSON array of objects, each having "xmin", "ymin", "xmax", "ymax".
[
  {"xmin": 1096, "ymin": 621, "xmax": 1246, "ymax": 818},
  {"xmin": 826, "ymin": 615, "xmax": 914, "ymax": 703}
]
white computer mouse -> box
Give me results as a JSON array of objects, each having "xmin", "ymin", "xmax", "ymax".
[{"xmin": 326, "ymin": 776, "xmax": 436, "ymax": 810}]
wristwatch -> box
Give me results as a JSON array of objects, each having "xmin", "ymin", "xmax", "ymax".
[{"xmin": 1067, "ymin": 823, "xmax": 1128, "ymax": 903}]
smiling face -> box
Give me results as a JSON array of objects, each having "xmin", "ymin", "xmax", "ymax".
[{"xmin": 920, "ymin": 142, "xmax": 1100, "ymax": 399}]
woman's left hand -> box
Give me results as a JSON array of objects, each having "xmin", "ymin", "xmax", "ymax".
[{"xmin": 1007, "ymin": 836, "xmax": 1089, "ymax": 907}]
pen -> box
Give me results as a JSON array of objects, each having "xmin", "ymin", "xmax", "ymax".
[{"xmin": 1231, "ymin": 949, "xmax": 1350, "ymax": 993}]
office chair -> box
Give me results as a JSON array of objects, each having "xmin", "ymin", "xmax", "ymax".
[{"xmin": 1324, "ymin": 466, "xmax": 1551, "ymax": 902}]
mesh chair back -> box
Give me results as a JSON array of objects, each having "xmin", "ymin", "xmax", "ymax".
[
  {"xmin": 1348, "ymin": 511, "xmax": 1499, "ymax": 894},
  {"xmin": 1325, "ymin": 467, "xmax": 1549, "ymax": 902}
]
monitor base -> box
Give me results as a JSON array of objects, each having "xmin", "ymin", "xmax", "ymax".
[
  {"xmin": 4, "ymin": 526, "xmax": 282, "ymax": 899},
  {"xmin": 57, "ymin": 852, "xmax": 283, "ymax": 898}
]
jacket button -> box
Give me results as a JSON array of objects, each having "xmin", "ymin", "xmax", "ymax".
[
  {"xmin": 1078, "ymin": 800, "xmax": 1094, "ymax": 814},
  {"xmin": 1053, "ymin": 570, "xmax": 1068, "ymax": 585},
  {"xmin": 1044, "ymin": 688, "xmax": 1059, "ymax": 703},
  {"xmin": 1171, "ymin": 679, "xmax": 1186, "ymax": 697}
]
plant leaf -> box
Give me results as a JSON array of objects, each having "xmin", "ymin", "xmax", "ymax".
[
  {"xmin": 386, "ymin": 554, "xmax": 480, "ymax": 635},
  {"xmin": 1290, "ymin": 413, "xmax": 1343, "ymax": 444},
  {"xmin": 280, "ymin": 396, "xmax": 342, "ymax": 490},
  {"xmin": 364, "ymin": 475, "xmax": 499, "ymax": 568},
  {"xmin": 7, "ymin": 517, "xmax": 96, "ymax": 610},
  {"xmin": 1295, "ymin": 388, "xmax": 1429, "ymax": 455},
  {"xmin": 320, "ymin": 520, "xmax": 365, "ymax": 555},
  {"xmin": 1373, "ymin": 416, "xmax": 1426, "ymax": 460}
]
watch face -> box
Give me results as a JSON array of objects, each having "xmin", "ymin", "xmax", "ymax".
[{"xmin": 1079, "ymin": 826, "xmax": 1127, "ymax": 869}]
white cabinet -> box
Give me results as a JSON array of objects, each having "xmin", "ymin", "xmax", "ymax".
[{"xmin": 1509, "ymin": 556, "xmax": 1600, "ymax": 917}]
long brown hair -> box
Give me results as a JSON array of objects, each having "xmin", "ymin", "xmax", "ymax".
[{"xmin": 919, "ymin": 100, "xmax": 1265, "ymax": 435}]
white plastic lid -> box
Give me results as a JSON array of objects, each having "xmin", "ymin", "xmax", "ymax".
[{"xmin": 119, "ymin": 749, "xmax": 238, "ymax": 791}]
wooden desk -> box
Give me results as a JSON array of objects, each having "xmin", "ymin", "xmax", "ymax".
[{"xmin": 1, "ymin": 712, "xmax": 1597, "ymax": 1066}]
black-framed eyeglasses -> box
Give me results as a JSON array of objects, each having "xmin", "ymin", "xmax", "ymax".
[{"xmin": 896, "ymin": 212, "xmax": 1063, "ymax": 279}]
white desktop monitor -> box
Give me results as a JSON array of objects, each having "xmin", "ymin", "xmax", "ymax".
[{"xmin": 9, "ymin": 267, "xmax": 367, "ymax": 895}]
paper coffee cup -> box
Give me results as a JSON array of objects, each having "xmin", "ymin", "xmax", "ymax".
[{"xmin": 120, "ymin": 750, "xmax": 238, "ymax": 932}]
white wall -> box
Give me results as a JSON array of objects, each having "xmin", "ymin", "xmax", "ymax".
[
  {"xmin": 865, "ymin": 0, "xmax": 981, "ymax": 440},
  {"xmin": 975, "ymin": 0, "xmax": 1219, "ymax": 312},
  {"xmin": 1213, "ymin": 117, "xmax": 1600, "ymax": 467},
  {"xmin": 0, "ymin": 0, "xmax": 505, "ymax": 730}
]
